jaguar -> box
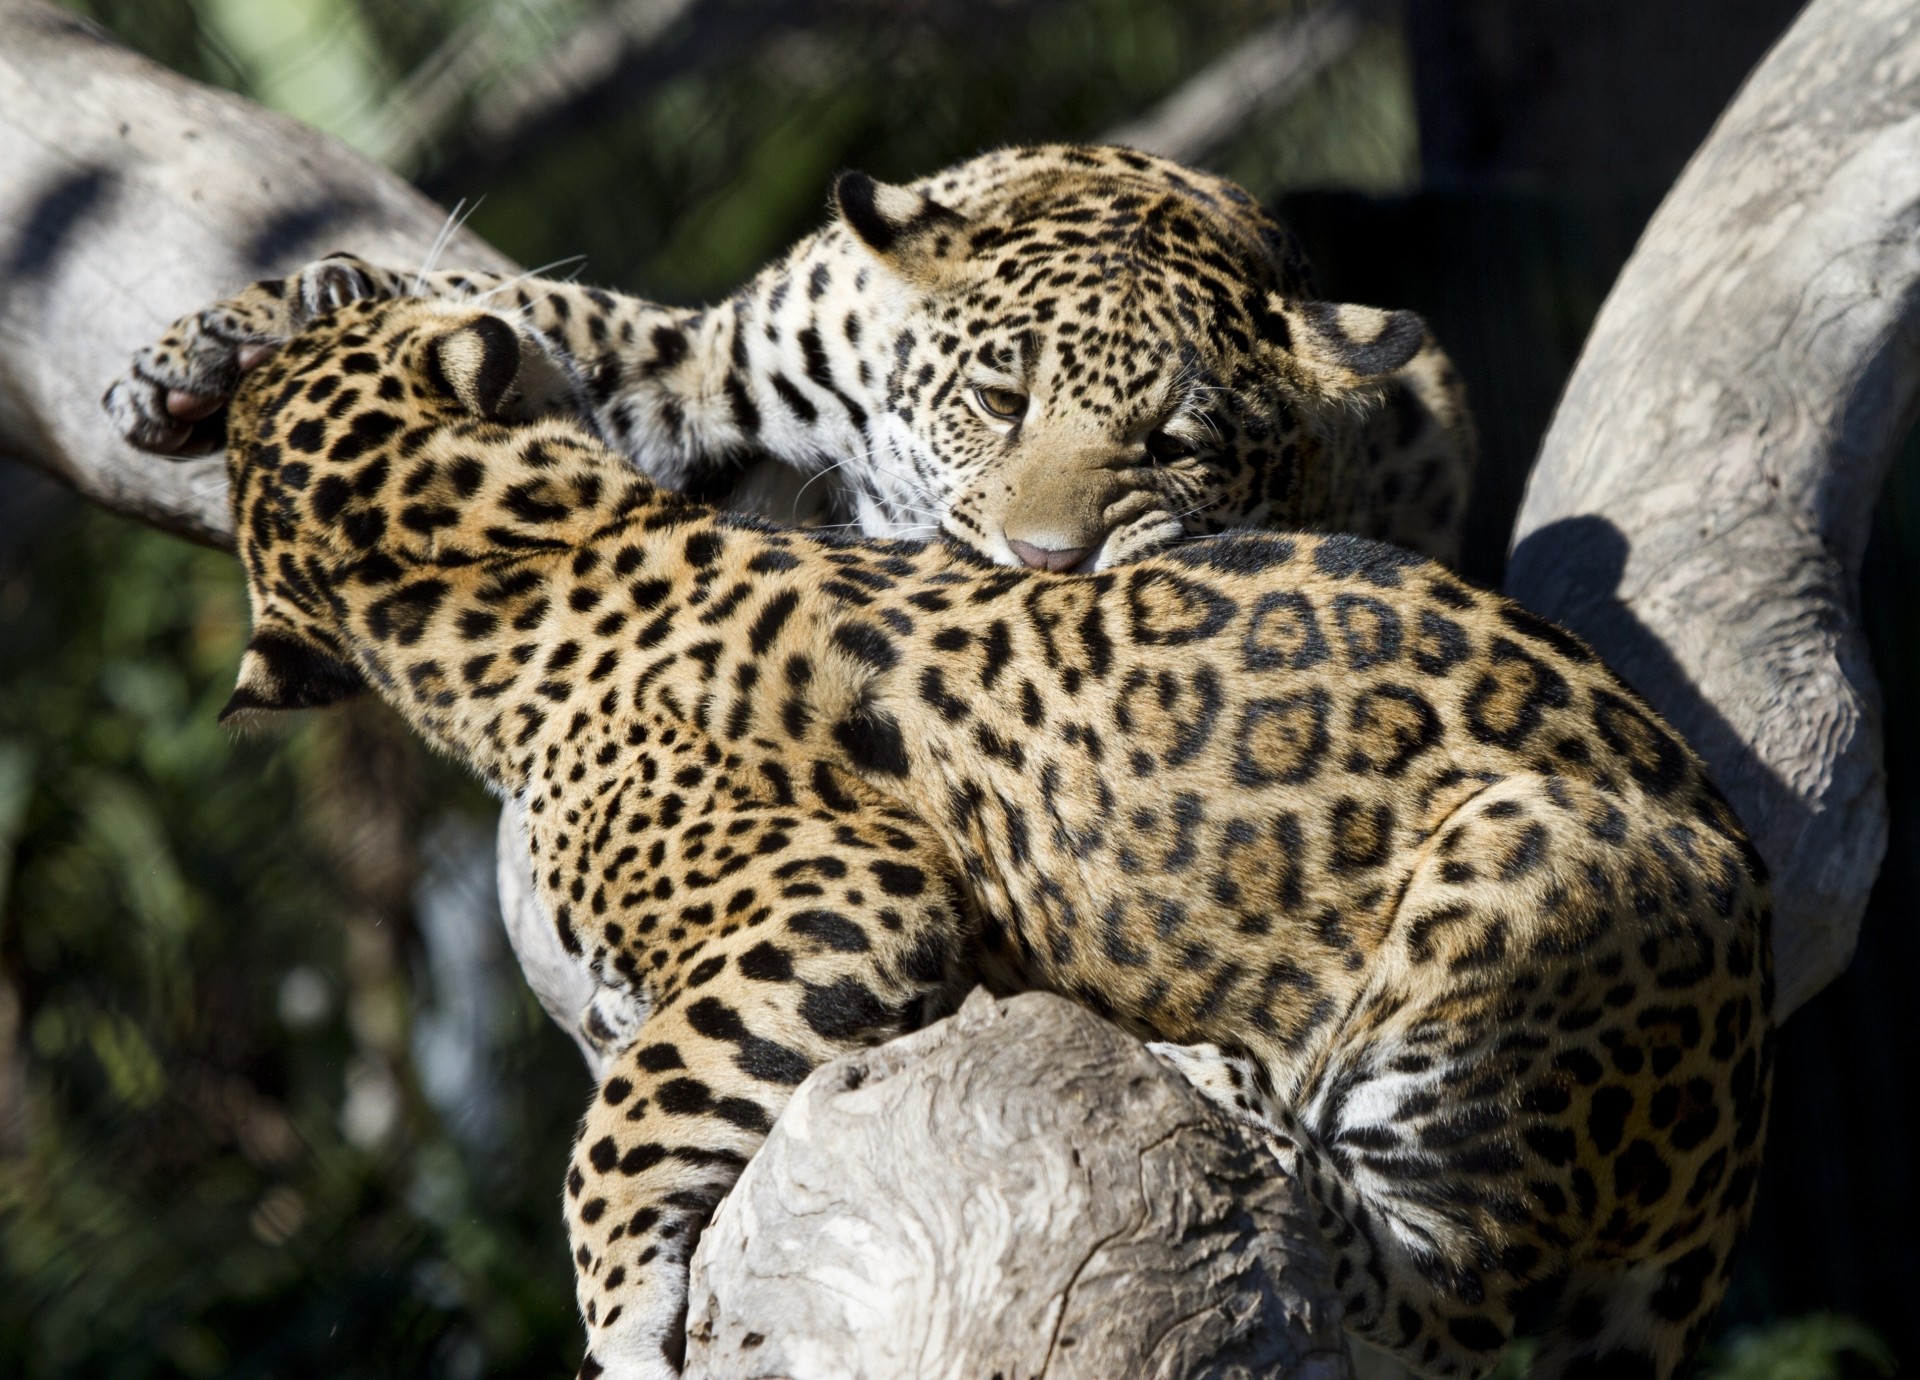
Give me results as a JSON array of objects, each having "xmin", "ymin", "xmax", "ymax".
[
  {"xmin": 106, "ymin": 142, "xmax": 1474, "ymax": 572},
  {"xmin": 152, "ymin": 290, "xmax": 1768, "ymax": 1380}
]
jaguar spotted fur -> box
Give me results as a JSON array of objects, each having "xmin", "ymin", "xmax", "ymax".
[
  {"xmin": 106, "ymin": 143, "xmax": 1474, "ymax": 572},
  {"xmin": 162, "ymin": 292, "xmax": 1767, "ymax": 1380}
]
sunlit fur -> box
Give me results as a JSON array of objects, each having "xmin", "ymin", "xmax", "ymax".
[
  {"xmin": 200, "ymin": 296, "xmax": 1765, "ymax": 1380},
  {"xmin": 106, "ymin": 144, "xmax": 1473, "ymax": 574}
]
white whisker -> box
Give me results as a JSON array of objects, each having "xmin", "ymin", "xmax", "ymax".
[
  {"xmin": 412, "ymin": 197, "xmax": 483, "ymax": 295},
  {"xmin": 468, "ymin": 256, "xmax": 590, "ymax": 308},
  {"xmin": 792, "ymin": 454, "xmax": 859, "ymax": 515}
]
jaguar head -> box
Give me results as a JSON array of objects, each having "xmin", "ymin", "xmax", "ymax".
[
  {"xmin": 216, "ymin": 296, "xmax": 592, "ymax": 722},
  {"xmin": 831, "ymin": 144, "xmax": 1427, "ymax": 570}
]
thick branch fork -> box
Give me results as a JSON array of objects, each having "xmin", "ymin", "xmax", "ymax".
[{"xmin": 1507, "ymin": 0, "xmax": 1920, "ymax": 1016}]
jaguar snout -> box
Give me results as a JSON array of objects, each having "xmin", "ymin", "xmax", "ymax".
[{"xmin": 1006, "ymin": 538, "xmax": 1094, "ymax": 572}]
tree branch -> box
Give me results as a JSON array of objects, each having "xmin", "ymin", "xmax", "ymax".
[
  {"xmin": 414, "ymin": 0, "xmax": 1071, "ymax": 197},
  {"xmin": 416, "ymin": 0, "xmax": 828, "ymax": 199},
  {"xmin": 1101, "ymin": 0, "xmax": 1382, "ymax": 167},
  {"xmin": 683, "ymin": 990, "xmax": 1351, "ymax": 1379},
  {"xmin": 1505, "ymin": 0, "xmax": 1920, "ymax": 1018},
  {"xmin": 0, "ymin": 0, "xmax": 515, "ymax": 546},
  {"xmin": 370, "ymin": 0, "xmax": 705, "ymax": 172}
]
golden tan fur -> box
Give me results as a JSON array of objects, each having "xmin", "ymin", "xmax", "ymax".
[{"xmin": 168, "ymin": 295, "xmax": 1773, "ymax": 1380}]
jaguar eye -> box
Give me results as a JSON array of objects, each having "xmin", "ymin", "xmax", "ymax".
[
  {"xmin": 972, "ymin": 386, "xmax": 1028, "ymax": 422},
  {"xmin": 1145, "ymin": 427, "xmax": 1196, "ymax": 462}
]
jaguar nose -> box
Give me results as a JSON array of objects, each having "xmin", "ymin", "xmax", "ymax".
[{"xmin": 1007, "ymin": 538, "xmax": 1092, "ymax": 572}]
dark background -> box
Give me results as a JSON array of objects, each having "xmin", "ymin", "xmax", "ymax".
[{"xmin": 0, "ymin": 2, "xmax": 1910, "ymax": 1376}]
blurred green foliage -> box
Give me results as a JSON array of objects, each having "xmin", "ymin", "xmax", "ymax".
[
  {"xmin": 58, "ymin": 0, "xmax": 1416, "ymax": 300},
  {"xmin": 1703, "ymin": 1315, "xmax": 1895, "ymax": 1380},
  {"xmin": 4, "ymin": 1, "xmax": 1909, "ymax": 1377},
  {"xmin": 0, "ymin": 502, "xmax": 583, "ymax": 1378}
]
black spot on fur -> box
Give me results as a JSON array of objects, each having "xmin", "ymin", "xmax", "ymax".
[
  {"xmin": 1311, "ymin": 534, "xmax": 1421, "ymax": 587},
  {"xmin": 1445, "ymin": 1315, "xmax": 1507, "ymax": 1354},
  {"xmin": 831, "ymin": 620, "xmax": 899, "ymax": 671},
  {"xmin": 684, "ymin": 996, "xmax": 812, "ymax": 1084},
  {"xmin": 870, "ymin": 860, "xmax": 926, "ymax": 897},
  {"xmin": 1587, "ymin": 1086, "xmax": 1633, "ymax": 1155},
  {"xmin": 738, "ymin": 942, "xmax": 794, "ymax": 982},
  {"xmin": 799, "ymin": 976, "xmax": 893, "ymax": 1040},
  {"xmin": 833, "ymin": 705, "xmax": 910, "ymax": 776},
  {"xmin": 789, "ymin": 908, "xmax": 870, "ymax": 952},
  {"xmin": 1165, "ymin": 534, "xmax": 1296, "ymax": 574}
]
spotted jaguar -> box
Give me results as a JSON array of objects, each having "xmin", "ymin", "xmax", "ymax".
[
  {"xmin": 156, "ymin": 291, "xmax": 1767, "ymax": 1380},
  {"xmin": 106, "ymin": 143, "xmax": 1473, "ymax": 572}
]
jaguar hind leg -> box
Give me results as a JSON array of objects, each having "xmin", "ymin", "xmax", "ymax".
[
  {"xmin": 1158, "ymin": 769, "xmax": 1766, "ymax": 1380},
  {"xmin": 1146, "ymin": 1038, "xmax": 1272, "ymax": 1124},
  {"xmin": 1152, "ymin": 1031, "xmax": 1519, "ymax": 1380}
]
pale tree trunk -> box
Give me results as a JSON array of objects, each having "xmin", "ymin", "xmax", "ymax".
[
  {"xmin": 1505, "ymin": 0, "xmax": 1920, "ymax": 1018},
  {"xmin": 684, "ymin": 989, "xmax": 1350, "ymax": 1380},
  {"xmin": 4, "ymin": 0, "xmax": 1917, "ymax": 1371}
]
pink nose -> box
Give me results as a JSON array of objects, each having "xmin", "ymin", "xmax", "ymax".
[{"xmin": 1008, "ymin": 539, "xmax": 1092, "ymax": 572}]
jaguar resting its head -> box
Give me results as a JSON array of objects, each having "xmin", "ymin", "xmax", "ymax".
[{"xmin": 830, "ymin": 144, "xmax": 1429, "ymax": 571}]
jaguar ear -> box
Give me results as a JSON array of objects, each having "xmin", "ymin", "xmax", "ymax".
[
  {"xmin": 219, "ymin": 626, "xmax": 364, "ymax": 725},
  {"xmin": 428, "ymin": 314, "xmax": 524, "ymax": 418},
  {"xmin": 427, "ymin": 313, "xmax": 583, "ymax": 422},
  {"xmin": 833, "ymin": 171, "xmax": 967, "ymax": 277},
  {"xmin": 1262, "ymin": 297, "xmax": 1427, "ymax": 389}
]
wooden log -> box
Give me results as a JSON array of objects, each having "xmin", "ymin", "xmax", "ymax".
[
  {"xmin": 682, "ymin": 989, "xmax": 1350, "ymax": 1380},
  {"xmin": 0, "ymin": 0, "xmax": 514, "ymax": 547}
]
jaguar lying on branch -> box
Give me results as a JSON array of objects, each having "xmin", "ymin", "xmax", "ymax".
[
  {"xmin": 5, "ymin": 0, "xmax": 1911, "ymax": 1370},
  {"xmin": 120, "ymin": 283, "xmax": 1769, "ymax": 1379}
]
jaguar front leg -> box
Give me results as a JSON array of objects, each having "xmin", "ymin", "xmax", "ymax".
[
  {"xmin": 104, "ymin": 253, "xmax": 411, "ymax": 453},
  {"xmin": 566, "ymin": 994, "xmax": 792, "ymax": 1380},
  {"xmin": 554, "ymin": 805, "xmax": 972, "ymax": 1378},
  {"xmin": 105, "ymin": 256, "xmax": 759, "ymax": 498}
]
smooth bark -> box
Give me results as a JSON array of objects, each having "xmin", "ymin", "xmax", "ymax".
[
  {"xmin": 1506, "ymin": 0, "xmax": 1920, "ymax": 1017},
  {"xmin": 683, "ymin": 989, "xmax": 1350, "ymax": 1380},
  {"xmin": 0, "ymin": 1, "xmax": 513, "ymax": 546}
]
